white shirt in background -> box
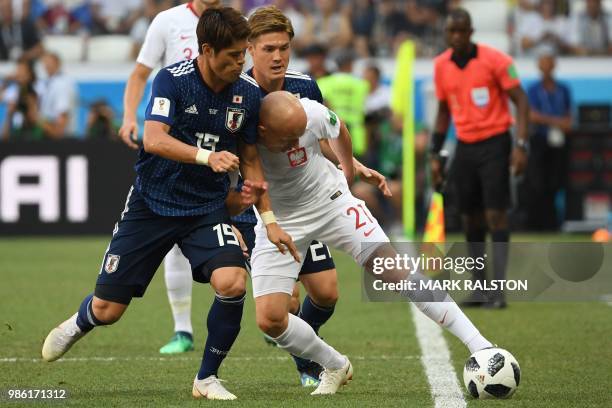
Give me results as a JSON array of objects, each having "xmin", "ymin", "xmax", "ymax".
[
  {"xmin": 365, "ymin": 84, "xmax": 391, "ymax": 114},
  {"xmin": 516, "ymin": 12, "xmax": 569, "ymax": 56},
  {"xmin": 37, "ymin": 73, "xmax": 77, "ymax": 134},
  {"xmin": 137, "ymin": 3, "xmax": 200, "ymax": 69}
]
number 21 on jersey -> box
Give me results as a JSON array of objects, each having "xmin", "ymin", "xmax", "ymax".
[{"xmin": 346, "ymin": 203, "xmax": 377, "ymax": 237}]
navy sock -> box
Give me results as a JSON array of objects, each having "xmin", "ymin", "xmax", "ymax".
[
  {"xmin": 466, "ymin": 228, "xmax": 487, "ymax": 283},
  {"xmin": 75, "ymin": 294, "xmax": 103, "ymax": 333},
  {"xmin": 298, "ymin": 296, "xmax": 335, "ymax": 335},
  {"xmin": 197, "ymin": 293, "xmax": 245, "ymax": 380},
  {"xmin": 491, "ymin": 230, "xmax": 510, "ymax": 299}
]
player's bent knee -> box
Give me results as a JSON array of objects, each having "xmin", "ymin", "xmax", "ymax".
[
  {"xmin": 256, "ymin": 312, "xmax": 288, "ymax": 337},
  {"xmin": 310, "ymin": 289, "xmax": 338, "ymax": 308},
  {"xmin": 255, "ymin": 294, "xmax": 291, "ymax": 337},
  {"xmin": 366, "ymin": 246, "xmax": 407, "ymax": 283},
  {"xmin": 91, "ymin": 297, "xmax": 127, "ymax": 324},
  {"xmin": 210, "ymin": 267, "xmax": 246, "ymax": 298},
  {"xmin": 213, "ymin": 279, "xmax": 246, "ymax": 298}
]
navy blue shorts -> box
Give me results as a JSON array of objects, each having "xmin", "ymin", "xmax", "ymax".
[
  {"xmin": 233, "ymin": 222, "xmax": 335, "ymax": 275},
  {"xmin": 95, "ymin": 188, "xmax": 245, "ymax": 304},
  {"xmin": 300, "ymin": 240, "xmax": 336, "ymax": 275}
]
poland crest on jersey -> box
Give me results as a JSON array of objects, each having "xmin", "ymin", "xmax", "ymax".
[
  {"xmin": 225, "ymin": 107, "xmax": 245, "ymax": 133},
  {"xmin": 287, "ymin": 147, "xmax": 307, "ymax": 167}
]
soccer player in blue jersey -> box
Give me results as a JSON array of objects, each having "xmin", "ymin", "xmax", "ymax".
[
  {"xmin": 41, "ymin": 8, "xmax": 297, "ymax": 401},
  {"xmin": 246, "ymin": 6, "xmax": 391, "ymax": 387}
]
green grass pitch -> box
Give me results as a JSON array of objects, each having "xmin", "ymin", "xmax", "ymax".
[{"xmin": 1, "ymin": 236, "xmax": 611, "ymax": 407}]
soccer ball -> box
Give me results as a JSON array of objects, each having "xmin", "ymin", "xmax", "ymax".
[{"xmin": 463, "ymin": 347, "xmax": 520, "ymax": 399}]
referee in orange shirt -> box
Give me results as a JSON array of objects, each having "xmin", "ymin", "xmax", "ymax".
[{"xmin": 430, "ymin": 9, "xmax": 529, "ymax": 309}]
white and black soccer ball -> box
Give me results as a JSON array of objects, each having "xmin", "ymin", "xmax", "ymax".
[{"xmin": 463, "ymin": 347, "xmax": 520, "ymax": 399}]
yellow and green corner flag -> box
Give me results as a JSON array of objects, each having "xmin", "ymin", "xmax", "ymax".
[
  {"xmin": 423, "ymin": 192, "xmax": 445, "ymax": 243},
  {"xmin": 390, "ymin": 40, "xmax": 416, "ymax": 239}
]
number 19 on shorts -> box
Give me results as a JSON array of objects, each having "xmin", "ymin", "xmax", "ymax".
[{"xmin": 213, "ymin": 223, "xmax": 239, "ymax": 246}]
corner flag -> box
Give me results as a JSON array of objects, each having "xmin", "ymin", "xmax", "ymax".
[
  {"xmin": 423, "ymin": 192, "xmax": 445, "ymax": 243},
  {"xmin": 390, "ymin": 40, "xmax": 416, "ymax": 239}
]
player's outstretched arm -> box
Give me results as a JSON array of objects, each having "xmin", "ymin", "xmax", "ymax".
[
  {"xmin": 143, "ymin": 120, "xmax": 239, "ymax": 171},
  {"xmin": 430, "ymin": 100, "xmax": 451, "ymax": 191},
  {"xmin": 238, "ymin": 141, "xmax": 301, "ymax": 263},
  {"xmin": 329, "ymin": 121, "xmax": 356, "ymax": 184},
  {"xmin": 119, "ymin": 63, "xmax": 152, "ymax": 149},
  {"xmin": 352, "ymin": 165, "xmax": 392, "ymax": 197},
  {"xmin": 320, "ymin": 139, "xmax": 391, "ymax": 196},
  {"xmin": 507, "ymin": 86, "xmax": 529, "ymax": 176}
]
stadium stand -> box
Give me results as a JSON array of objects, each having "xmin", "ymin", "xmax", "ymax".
[
  {"xmin": 86, "ymin": 35, "xmax": 134, "ymax": 63},
  {"xmin": 42, "ymin": 35, "xmax": 86, "ymax": 63}
]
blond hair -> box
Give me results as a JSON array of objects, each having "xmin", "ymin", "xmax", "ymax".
[{"xmin": 248, "ymin": 6, "xmax": 295, "ymax": 41}]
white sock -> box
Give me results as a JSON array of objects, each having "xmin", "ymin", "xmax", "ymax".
[
  {"xmin": 412, "ymin": 296, "xmax": 493, "ymax": 353},
  {"xmin": 164, "ymin": 245, "xmax": 193, "ymax": 334},
  {"xmin": 273, "ymin": 314, "xmax": 346, "ymax": 370},
  {"xmin": 399, "ymin": 271, "xmax": 493, "ymax": 354}
]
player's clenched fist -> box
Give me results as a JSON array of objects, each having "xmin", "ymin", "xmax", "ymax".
[
  {"xmin": 240, "ymin": 180, "xmax": 268, "ymax": 207},
  {"xmin": 118, "ymin": 119, "xmax": 140, "ymax": 150},
  {"xmin": 208, "ymin": 151, "xmax": 240, "ymax": 172}
]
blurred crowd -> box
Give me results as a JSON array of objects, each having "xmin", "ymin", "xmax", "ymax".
[
  {"xmin": 511, "ymin": 0, "xmax": 612, "ymax": 56},
  {"xmin": 0, "ymin": 0, "xmax": 609, "ymax": 232},
  {"xmin": 1, "ymin": 0, "xmax": 611, "ymax": 63}
]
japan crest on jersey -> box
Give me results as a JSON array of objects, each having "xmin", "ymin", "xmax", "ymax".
[
  {"xmin": 225, "ymin": 107, "xmax": 245, "ymax": 132},
  {"xmin": 104, "ymin": 254, "xmax": 120, "ymax": 273}
]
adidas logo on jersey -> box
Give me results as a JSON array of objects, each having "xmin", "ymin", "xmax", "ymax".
[{"xmin": 185, "ymin": 104, "xmax": 198, "ymax": 114}]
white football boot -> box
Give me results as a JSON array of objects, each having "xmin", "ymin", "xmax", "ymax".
[
  {"xmin": 42, "ymin": 313, "xmax": 86, "ymax": 362},
  {"xmin": 310, "ymin": 356, "xmax": 353, "ymax": 395},
  {"xmin": 192, "ymin": 375, "xmax": 237, "ymax": 400}
]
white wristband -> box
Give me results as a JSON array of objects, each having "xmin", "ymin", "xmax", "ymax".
[
  {"xmin": 260, "ymin": 211, "xmax": 277, "ymax": 225},
  {"xmin": 196, "ymin": 148, "xmax": 211, "ymax": 166}
]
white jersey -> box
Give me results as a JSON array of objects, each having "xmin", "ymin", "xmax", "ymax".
[
  {"xmin": 256, "ymin": 98, "xmax": 348, "ymax": 219},
  {"xmin": 251, "ymin": 99, "xmax": 390, "ymax": 288},
  {"xmin": 137, "ymin": 3, "xmax": 199, "ymax": 69}
]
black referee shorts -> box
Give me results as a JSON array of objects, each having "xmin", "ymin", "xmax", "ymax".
[{"xmin": 452, "ymin": 132, "xmax": 512, "ymax": 213}]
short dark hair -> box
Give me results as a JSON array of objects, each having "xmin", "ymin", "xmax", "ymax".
[
  {"xmin": 197, "ymin": 7, "xmax": 250, "ymax": 54},
  {"xmin": 447, "ymin": 8, "xmax": 472, "ymax": 28}
]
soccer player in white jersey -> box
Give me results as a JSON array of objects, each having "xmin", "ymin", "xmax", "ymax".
[
  {"xmin": 246, "ymin": 5, "xmax": 391, "ymax": 386},
  {"xmin": 119, "ymin": 0, "xmax": 220, "ymax": 354},
  {"xmin": 251, "ymin": 91, "xmax": 495, "ymax": 396}
]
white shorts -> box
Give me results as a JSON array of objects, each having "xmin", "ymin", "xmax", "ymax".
[{"xmin": 251, "ymin": 192, "xmax": 389, "ymax": 298}]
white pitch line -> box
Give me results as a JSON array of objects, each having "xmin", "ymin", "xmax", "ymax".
[
  {"xmin": 410, "ymin": 304, "xmax": 466, "ymax": 408},
  {"xmin": 0, "ymin": 355, "xmax": 419, "ymax": 364}
]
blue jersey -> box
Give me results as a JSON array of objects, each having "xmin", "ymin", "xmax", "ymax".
[
  {"xmin": 138, "ymin": 59, "xmax": 261, "ymax": 217},
  {"xmin": 246, "ymin": 68, "xmax": 323, "ymax": 102}
]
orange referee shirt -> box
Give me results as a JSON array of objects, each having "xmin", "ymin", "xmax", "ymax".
[{"xmin": 434, "ymin": 44, "xmax": 521, "ymax": 143}]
